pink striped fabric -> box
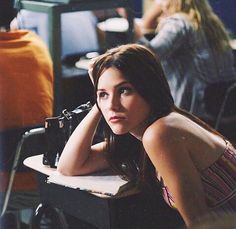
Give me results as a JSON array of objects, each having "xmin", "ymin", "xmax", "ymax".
[
  {"xmin": 201, "ymin": 141, "xmax": 236, "ymax": 211},
  {"xmin": 161, "ymin": 141, "xmax": 236, "ymax": 212}
]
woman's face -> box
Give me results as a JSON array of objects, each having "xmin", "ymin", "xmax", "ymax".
[{"xmin": 96, "ymin": 67, "xmax": 151, "ymax": 136}]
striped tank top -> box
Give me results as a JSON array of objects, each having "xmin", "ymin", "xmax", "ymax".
[{"xmin": 161, "ymin": 141, "xmax": 236, "ymax": 212}]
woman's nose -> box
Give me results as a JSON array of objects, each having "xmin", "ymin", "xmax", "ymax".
[{"xmin": 108, "ymin": 95, "xmax": 121, "ymax": 111}]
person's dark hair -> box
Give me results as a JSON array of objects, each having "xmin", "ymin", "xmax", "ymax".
[
  {"xmin": 0, "ymin": 0, "xmax": 17, "ymax": 29},
  {"xmin": 91, "ymin": 44, "xmax": 223, "ymax": 191}
]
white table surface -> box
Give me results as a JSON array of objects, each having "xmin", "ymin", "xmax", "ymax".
[
  {"xmin": 23, "ymin": 154, "xmax": 129, "ymax": 198},
  {"xmin": 23, "ymin": 154, "xmax": 56, "ymax": 176}
]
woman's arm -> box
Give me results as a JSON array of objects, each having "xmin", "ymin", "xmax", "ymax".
[
  {"xmin": 142, "ymin": 2, "xmax": 162, "ymax": 34},
  {"xmin": 138, "ymin": 16, "xmax": 190, "ymax": 59},
  {"xmin": 142, "ymin": 122, "xmax": 209, "ymax": 227},
  {"xmin": 57, "ymin": 105, "xmax": 109, "ymax": 176}
]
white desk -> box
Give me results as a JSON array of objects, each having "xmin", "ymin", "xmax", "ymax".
[
  {"xmin": 24, "ymin": 154, "xmax": 123, "ymax": 228},
  {"xmin": 23, "ymin": 155, "xmax": 142, "ymax": 228},
  {"xmin": 23, "ymin": 155, "xmax": 184, "ymax": 228},
  {"xmin": 24, "ymin": 154, "xmax": 55, "ymax": 176},
  {"xmin": 24, "ymin": 154, "xmax": 129, "ymax": 197}
]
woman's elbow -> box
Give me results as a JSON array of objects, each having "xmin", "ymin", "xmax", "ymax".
[
  {"xmin": 57, "ymin": 164, "xmax": 79, "ymax": 176},
  {"xmin": 57, "ymin": 167, "xmax": 71, "ymax": 176}
]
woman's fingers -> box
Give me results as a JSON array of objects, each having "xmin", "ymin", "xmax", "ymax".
[{"xmin": 88, "ymin": 58, "xmax": 97, "ymax": 85}]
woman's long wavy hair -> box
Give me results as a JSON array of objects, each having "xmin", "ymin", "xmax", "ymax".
[
  {"xmin": 165, "ymin": 0, "xmax": 230, "ymax": 52},
  {"xmin": 91, "ymin": 44, "xmax": 222, "ymax": 192}
]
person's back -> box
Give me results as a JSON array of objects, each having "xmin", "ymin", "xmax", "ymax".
[
  {"xmin": 0, "ymin": 14, "xmax": 53, "ymax": 130},
  {"xmin": 153, "ymin": 13, "xmax": 235, "ymax": 117},
  {"xmin": 0, "ymin": 30, "xmax": 53, "ymax": 129},
  {"xmin": 137, "ymin": 0, "xmax": 236, "ymax": 119}
]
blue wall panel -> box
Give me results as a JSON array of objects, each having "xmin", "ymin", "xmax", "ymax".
[{"xmin": 209, "ymin": 0, "xmax": 236, "ymax": 37}]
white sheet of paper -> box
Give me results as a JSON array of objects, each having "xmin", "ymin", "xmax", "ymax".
[{"xmin": 47, "ymin": 171, "xmax": 127, "ymax": 196}]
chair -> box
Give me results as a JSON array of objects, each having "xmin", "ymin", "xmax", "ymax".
[
  {"xmin": 0, "ymin": 126, "xmax": 47, "ymax": 228},
  {"xmin": 204, "ymin": 81, "xmax": 236, "ymax": 143},
  {"xmin": 214, "ymin": 82, "xmax": 236, "ymax": 130},
  {"xmin": 214, "ymin": 82, "xmax": 236, "ymax": 144},
  {"xmin": 0, "ymin": 126, "xmax": 79, "ymax": 229}
]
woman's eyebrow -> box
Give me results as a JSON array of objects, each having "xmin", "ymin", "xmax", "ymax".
[{"xmin": 97, "ymin": 81, "xmax": 131, "ymax": 91}]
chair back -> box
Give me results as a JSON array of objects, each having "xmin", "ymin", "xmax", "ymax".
[
  {"xmin": 0, "ymin": 126, "xmax": 46, "ymax": 216},
  {"xmin": 204, "ymin": 81, "xmax": 236, "ymax": 143},
  {"xmin": 204, "ymin": 81, "xmax": 236, "ymax": 119},
  {"xmin": 214, "ymin": 82, "xmax": 236, "ymax": 130}
]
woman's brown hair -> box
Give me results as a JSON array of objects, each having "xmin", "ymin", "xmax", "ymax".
[{"xmin": 91, "ymin": 43, "xmax": 223, "ymax": 191}]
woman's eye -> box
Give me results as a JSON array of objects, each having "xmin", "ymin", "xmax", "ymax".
[
  {"xmin": 97, "ymin": 92, "xmax": 108, "ymax": 99},
  {"xmin": 119, "ymin": 87, "xmax": 133, "ymax": 95}
]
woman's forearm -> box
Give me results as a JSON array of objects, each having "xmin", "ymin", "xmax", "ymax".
[
  {"xmin": 142, "ymin": 3, "xmax": 162, "ymax": 33},
  {"xmin": 57, "ymin": 104, "xmax": 102, "ymax": 175}
]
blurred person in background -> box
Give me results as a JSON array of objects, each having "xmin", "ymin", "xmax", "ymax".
[
  {"xmin": 0, "ymin": 2, "xmax": 53, "ymax": 131},
  {"xmin": 136, "ymin": 0, "xmax": 236, "ymax": 122},
  {"xmin": 141, "ymin": 0, "xmax": 163, "ymax": 36}
]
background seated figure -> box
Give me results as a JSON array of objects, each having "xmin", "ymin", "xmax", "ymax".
[
  {"xmin": 135, "ymin": 0, "xmax": 236, "ymax": 123},
  {"xmin": 140, "ymin": 0, "xmax": 163, "ymax": 36},
  {"xmin": 12, "ymin": 9, "xmax": 103, "ymax": 110},
  {"xmin": 0, "ymin": 0, "xmax": 53, "ymax": 227}
]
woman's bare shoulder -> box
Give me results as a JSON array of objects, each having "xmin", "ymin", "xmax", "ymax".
[
  {"xmin": 142, "ymin": 113, "xmax": 190, "ymax": 173},
  {"xmin": 143, "ymin": 112, "xmax": 188, "ymax": 149}
]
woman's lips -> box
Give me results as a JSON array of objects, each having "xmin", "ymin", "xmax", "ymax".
[{"xmin": 109, "ymin": 116, "xmax": 126, "ymax": 123}]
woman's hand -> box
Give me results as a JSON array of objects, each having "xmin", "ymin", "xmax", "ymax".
[
  {"xmin": 88, "ymin": 58, "xmax": 97, "ymax": 85},
  {"xmin": 57, "ymin": 105, "xmax": 108, "ymax": 176}
]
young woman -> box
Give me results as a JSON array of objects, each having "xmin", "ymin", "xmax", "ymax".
[
  {"xmin": 136, "ymin": 0, "xmax": 236, "ymax": 120},
  {"xmin": 57, "ymin": 44, "xmax": 236, "ymax": 227}
]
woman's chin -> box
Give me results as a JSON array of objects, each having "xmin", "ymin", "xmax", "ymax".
[{"xmin": 111, "ymin": 128, "xmax": 129, "ymax": 135}]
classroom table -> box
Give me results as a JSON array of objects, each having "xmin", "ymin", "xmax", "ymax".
[
  {"xmin": 24, "ymin": 155, "xmax": 184, "ymax": 229},
  {"xmin": 24, "ymin": 154, "xmax": 130, "ymax": 228}
]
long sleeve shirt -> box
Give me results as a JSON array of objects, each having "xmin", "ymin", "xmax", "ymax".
[
  {"xmin": 138, "ymin": 14, "xmax": 236, "ymax": 118},
  {"xmin": 0, "ymin": 30, "xmax": 53, "ymax": 130}
]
